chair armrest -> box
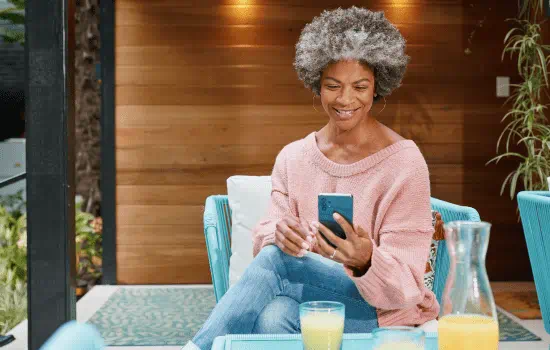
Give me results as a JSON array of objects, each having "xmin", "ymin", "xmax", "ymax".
[
  {"xmin": 430, "ymin": 197, "xmax": 481, "ymax": 306},
  {"xmin": 204, "ymin": 195, "xmax": 232, "ymax": 302}
]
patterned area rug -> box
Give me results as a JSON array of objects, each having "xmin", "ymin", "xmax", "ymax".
[
  {"xmin": 495, "ymin": 290, "xmax": 542, "ymax": 320},
  {"xmin": 87, "ymin": 288, "xmax": 216, "ymax": 346},
  {"xmin": 86, "ymin": 287, "xmax": 540, "ymax": 346}
]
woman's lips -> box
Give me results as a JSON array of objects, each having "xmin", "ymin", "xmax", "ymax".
[{"xmin": 333, "ymin": 107, "xmax": 360, "ymax": 119}]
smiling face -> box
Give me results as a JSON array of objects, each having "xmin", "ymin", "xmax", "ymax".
[{"xmin": 319, "ymin": 60, "xmax": 376, "ymax": 131}]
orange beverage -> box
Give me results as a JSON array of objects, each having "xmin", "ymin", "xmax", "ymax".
[
  {"xmin": 438, "ymin": 314, "xmax": 499, "ymax": 350},
  {"xmin": 301, "ymin": 313, "xmax": 344, "ymax": 350}
]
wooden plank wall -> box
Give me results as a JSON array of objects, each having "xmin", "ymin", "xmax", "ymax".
[{"xmin": 115, "ymin": 0, "xmax": 532, "ymax": 284}]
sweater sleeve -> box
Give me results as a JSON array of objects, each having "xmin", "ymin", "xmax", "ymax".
[
  {"xmin": 252, "ymin": 148, "xmax": 296, "ymax": 257},
  {"xmin": 345, "ymin": 159, "xmax": 436, "ymax": 311}
]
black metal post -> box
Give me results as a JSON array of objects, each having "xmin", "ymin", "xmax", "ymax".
[
  {"xmin": 100, "ymin": 0, "xmax": 117, "ymax": 285},
  {"xmin": 25, "ymin": 0, "xmax": 76, "ymax": 348}
]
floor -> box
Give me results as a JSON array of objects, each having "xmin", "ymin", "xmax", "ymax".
[{"xmin": 4, "ymin": 283, "xmax": 550, "ymax": 350}]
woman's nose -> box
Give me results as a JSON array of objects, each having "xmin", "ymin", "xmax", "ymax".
[{"xmin": 336, "ymin": 87, "xmax": 354, "ymax": 105}]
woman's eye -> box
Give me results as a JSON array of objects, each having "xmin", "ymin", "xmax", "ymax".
[
  {"xmin": 356, "ymin": 86, "xmax": 368, "ymax": 90},
  {"xmin": 326, "ymin": 85, "xmax": 339, "ymax": 89}
]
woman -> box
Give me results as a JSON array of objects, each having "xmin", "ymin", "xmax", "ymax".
[{"xmin": 182, "ymin": 7, "xmax": 438, "ymax": 350}]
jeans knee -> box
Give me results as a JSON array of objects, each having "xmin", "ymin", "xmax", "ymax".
[
  {"xmin": 255, "ymin": 245, "xmax": 287, "ymax": 266},
  {"xmin": 253, "ymin": 296, "xmax": 299, "ymax": 334},
  {"xmin": 258, "ymin": 244, "xmax": 283, "ymax": 259}
]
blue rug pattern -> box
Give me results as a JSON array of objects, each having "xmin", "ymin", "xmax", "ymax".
[{"xmin": 86, "ymin": 287, "xmax": 540, "ymax": 346}]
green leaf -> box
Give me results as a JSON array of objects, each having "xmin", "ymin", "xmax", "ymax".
[
  {"xmin": 537, "ymin": 47, "xmax": 549, "ymax": 86},
  {"xmin": 0, "ymin": 12, "xmax": 24, "ymax": 24},
  {"xmin": 504, "ymin": 27, "xmax": 521, "ymax": 44},
  {"xmin": 500, "ymin": 170, "xmax": 516, "ymax": 195},
  {"xmin": 510, "ymin": 166, "xmax": 522, "ymax": 199}
]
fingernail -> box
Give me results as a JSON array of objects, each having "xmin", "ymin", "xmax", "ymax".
[
  {"xmin": 302, "ymin": 242, "xmax": 310, "ymax": 250},
  {"xmin": 306, "ymin": 236, "xmax": 313, "ymax": 243},
  {"xmin": 333, "ymin": 212, "xmax": 340, "ymax": 219},
  {"xmin": 311, "ymin": 221, "xmax": 319, "ymax": 228},
  {"xmin": 299, "ymin": 249, "xmax": 307, "ymax": 257}
]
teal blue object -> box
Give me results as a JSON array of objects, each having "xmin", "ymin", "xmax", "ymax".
[
  {"xmin": 203, "ymin": 195, "xmax": 480, "ymax": 307},
  {"xmin": 39, "ymin": 321, "xmax": 104, "ymax": 350},
  {"xmin": 517, "ymin": 191, "xmax": 550, "ymax": 334},
  {"xmin": 210, "ymin": 333, "xmax": 439, "ymax": 350}
]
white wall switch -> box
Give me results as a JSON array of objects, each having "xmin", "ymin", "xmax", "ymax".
[{"xmin": 496, "ymin": 76, "xmax": 510, "ymax": 97}]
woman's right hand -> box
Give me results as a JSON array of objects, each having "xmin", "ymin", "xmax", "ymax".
[{"xmin": 275, "ymin": 215, "xmax": 314, "ymax": 257}]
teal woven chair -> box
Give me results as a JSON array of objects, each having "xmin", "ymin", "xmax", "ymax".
[
  {"xmin": 517, "ymin": 191, "xmax": 550, "ymax": 334},
  {"xmin": 203, "ymin": 195, "xmax": 480, "ymax": 306},
  {"xmin": 39, "ymin": 321, "xmax": 105, "ymax": 350}
]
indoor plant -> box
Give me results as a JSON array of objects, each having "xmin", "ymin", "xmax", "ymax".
[{"xmin": 488, "ymin": 0, "xmax": 550, "ymax": 198}]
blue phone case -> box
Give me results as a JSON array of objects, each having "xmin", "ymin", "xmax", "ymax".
[{"xmin": 318, "ymin": 193, "xmax": 353, "ymax": 248}]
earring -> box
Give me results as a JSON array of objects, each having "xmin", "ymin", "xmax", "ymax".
[
  {"xmin": 377, "ymin": 96, "xmax": 387, "ymax": 115},
  {"xmin": 312, "ymin": 94, "xmax": 321, "ymax": 113}
]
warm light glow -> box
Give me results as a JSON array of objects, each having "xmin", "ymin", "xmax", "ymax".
[
  {"xmin": 384, "ymin": 3, "xmax": 418, "ymax": 24},
  {"xmin": 228, "ymin": 5, "xmax": 258, "ymax": 22}
]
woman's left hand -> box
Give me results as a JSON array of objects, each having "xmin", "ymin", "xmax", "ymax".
[{"xmin": 312, "ymin": 213, "xmax": 373, "ymax": 275}]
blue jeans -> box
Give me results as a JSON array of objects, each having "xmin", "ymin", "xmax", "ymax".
[{"xmin": 188, "ymin": 245, "xmax": 378, "ymax": 350}]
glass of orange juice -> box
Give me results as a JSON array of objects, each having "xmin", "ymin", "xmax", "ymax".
[
  {"xmin": 439, "ymin": 221, "xmax": 499, "ymax": 350},
  {"xmin": 299, "ymin": 301, "xmax": 345, "ymax": 350},
  {"xmin": 372, "ymin": 327, "xmax": 425, "ymax": 350}
]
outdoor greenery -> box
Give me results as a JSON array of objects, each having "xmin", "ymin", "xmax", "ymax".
[
  {"xmin": 0, "ymin": 282, "xmax": 26, "ymax": 335},
  {"xmin": 0, "ymin": 0, "xmax": 25, "ymax": 45},
  {"xmin": 76, "ymin": 210, "xmax": 103, "ymax": 289},
  {"xmin": 488, "ymin": 0, "xmax": 550, "ymax": 198},
  {"xmin": 0, "ymin": 191, "xmax": 103, "ymax": 333},
  {"xmin": 0, "ymin": 191, "xmax": 26, "ymax": 334}
]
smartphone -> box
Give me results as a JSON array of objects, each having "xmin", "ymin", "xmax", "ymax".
[{"xmin": 318, "ymin": 193, "xmax": 353, "ymax": 248}]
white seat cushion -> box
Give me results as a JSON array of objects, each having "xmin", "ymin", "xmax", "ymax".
[{"xmin": 227, "ymin": 175, "xmax": 272, "ymax": 287}]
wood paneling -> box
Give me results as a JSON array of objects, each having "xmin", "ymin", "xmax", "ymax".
[
  {"xmin": 115, "ymin": 4, "xmax": 473, "ymax": 26},
  {"xmin": 117, "ymin": 0, "xmax": 464, "ymax": 7},
  {"xmin": 117, "ymin": 165, "xmax": 271, "ymax": 186},
  {"xmin": 118, "ymin": 266, "xmax": 209, "ymax": 285},
  {"xmin": 116, "ymin": 124, "xmax": 505, "ymax": 146},
  {"xmin": 116, "ymin": 83, "xmax": 504, "ymax": 105},
  {"xmin": 117, "ymin": 205, "xmax": 204, "ymax": 226},
  {"xmin": 117, "ymin": 185, "xmax": 227, "ymax": 205},
  {"xmin": 116, "ymin": 24, "xmax": 466, "ymax": 47},
  {"xmin": 116, "ymin": 105, "xmax": 508, "ymax": 126},
  {"xmin": 115, "ymin": 0, "xmax": 533, "ymax": 284},
  {"xmin": 117, "ymin": 66, "xmax": 517, "ymax": 88},
  {"xmin": 115, "ymin": 46, "xmax": 466, "ymax": 67},
  {"xmin": 117, "ymin": 225, "xmax": 205, "ymax": 245},
  {"xmin": 117, "ymin": 245, "xmax": 210, "ymax": 284}
]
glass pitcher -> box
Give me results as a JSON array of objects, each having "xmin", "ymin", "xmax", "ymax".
[{"xmin": 438, "ymin": 221, "xmax": 499, "ymax": 350}]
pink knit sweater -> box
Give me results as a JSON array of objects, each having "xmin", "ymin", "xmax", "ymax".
[{"xmin": 252, "ymin": 131, "xmax": 440, "ymax": 327}]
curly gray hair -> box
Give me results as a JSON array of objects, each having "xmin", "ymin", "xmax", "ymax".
[{"xmin": 294, "ymin": 6, "xmax": 409, "ymax": 101}]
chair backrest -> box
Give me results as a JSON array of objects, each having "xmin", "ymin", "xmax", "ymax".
[
  {"xmin": 428, "ymin": 197, "xmax": 480, "ymax": 305},
  {"xmin": 204, "ymin": 195, "xmax": 480, "ymax": 305},
  {"xmin": 517, "ymin": 191, "xmax": 550, "ymax": 334}
]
